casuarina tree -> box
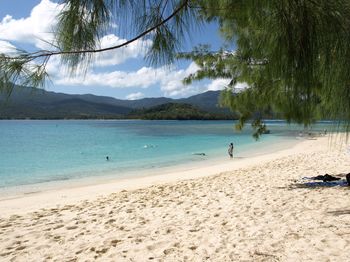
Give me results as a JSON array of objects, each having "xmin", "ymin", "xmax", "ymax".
[{"xmin": 1, "ymin": 0, "xmax": 350, "ymax": 137}]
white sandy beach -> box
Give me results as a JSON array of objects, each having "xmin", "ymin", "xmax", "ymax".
[{"xmin": 0, "ymin": 136, "xmax": 350, "ymax": 261}]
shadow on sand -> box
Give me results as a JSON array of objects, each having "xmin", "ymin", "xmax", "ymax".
[
  {"xmin": 288, "ymin": 180, "xmax": 349, "ymax": 190},
  {"xmin": 327, "ymin": 209, "xmax": 350, "ymax": 216},
  {"xmin": 275, "ymin": 176, "xmax": 349, "ymax": 191}
]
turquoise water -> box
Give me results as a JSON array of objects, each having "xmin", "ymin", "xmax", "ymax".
[{"xmin": 0, "ymin": 120, "xmax": 332, "ymax": 189}]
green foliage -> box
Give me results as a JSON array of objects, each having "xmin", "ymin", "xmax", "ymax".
[
  {"xmin": 180, "ymin": 0, "xmax": 350, "ymax": 137},
  {"xmin": 0, "ymin": 0, "xmax": 197, "ymax": 91},
  {"xmin": 128, "ymin": 103, "xmax": 234, "ymax": 120},
  {"xmin": 0, "ymin": 53, "xmax": 49, "ymax": 95},
  {"xmin": 56, "ymin": 0, "xmax": 113, "ymax": 71}
]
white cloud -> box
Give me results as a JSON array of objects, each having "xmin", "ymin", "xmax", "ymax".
[
  {"xmin": 234, "ymin": 82, "xmax": 249, "ymax": 90},
  {"xmin": 206, "ymin": 79, "xmax": 249, "ymax": 92},
  {"xmin": 53, "ymin": 62, "xmax": 201, "ymax": 97},
  {"xmin": 0, "ymin": 1, "xmax": 151, "ymax": 66},
  {"xmin": 0, "ymin": 0, "xmax": 62, "ymax": 49},
  {"xmin": 52, "ymin": 62, "xmax": 248, "ymax": 98},
  {"xmin": 95, "ymin": 34, "xmax": 152, "ymax": 66},
  {"xmin": 126, "ymin": 92, "xmax": 144, "ymax": 100},
  {"xmin": 207, "ymin": 79, "xmax": 231, "ymax": 91},
  {"xmin": 158, "ymin": 62, "xmax": 200, "ymax": 97},
  {"xmin": 0, "ymin": 40, "xmax": 18, "ymax": 55},
  {"xmin": 55, "ymin": 66, "xmax": 162, "ymax": 88}
]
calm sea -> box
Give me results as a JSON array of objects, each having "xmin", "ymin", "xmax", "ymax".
[{"xmin": 0, "ymin": 120, "xmax": 332, "ymax": 190}]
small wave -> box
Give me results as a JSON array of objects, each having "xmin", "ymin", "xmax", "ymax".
[{"xmin": 143, "ymin": 144, "xmax": 157, "ymax": 149}]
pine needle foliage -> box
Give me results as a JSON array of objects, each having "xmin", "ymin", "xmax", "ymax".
[
  {"xmin": 0, "ymin": 0, "xmax": 197, "ymax": 89},
  {"xmin": 179, "ymin": 0, "xmax": 350, "ymax": 137}
]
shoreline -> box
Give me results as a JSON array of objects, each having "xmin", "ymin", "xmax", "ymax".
[
  {"xmin": 0, "ymin": 134, "xmax": 300, "ymax": 197},
  {"xmin": 0, "ymin": 137, "xmax": 298, "ymax": 194},
  {"xmin": 0, "ymin": 135, "xmax": 332, "ymax": 217}
]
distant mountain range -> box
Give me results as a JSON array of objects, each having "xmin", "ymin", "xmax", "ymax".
[{"xmin": 0, "ymin": 86, "xmax": 234, "ymax": 119}]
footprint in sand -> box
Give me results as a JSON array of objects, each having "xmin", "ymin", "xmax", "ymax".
[
  {"xmin": 75, "ymin": 249, "xmax": 84, "ymax": 255},
  {"xmin": 96, "ymin": 247, "xmax": 109, "ymax": 255},
  {"xmin": 66, "ymin": 225, "xmax": 78, "ymax": 230},
  {"xmin": 15, "ymin": 246, "xmax": 26, "ymax": 251},
  {"xmin": 0, "ymin": 251, "xmax": 12, "ymax": 257},
  {"xmin": 53, "ymin": 224, "xmax": 64, "ymax": 230},
  {"xmin": 0, "ymin": 223, "xmax": 12, "ymax": 229},
  {"xmin": 110, "ymin": 239, "xmax": 122, "ymax": 247},
  {"xmin": 105, "ymin": 219, "xmax": 116, "ymax": 224}
]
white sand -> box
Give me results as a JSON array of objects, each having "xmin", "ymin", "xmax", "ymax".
[{"xmin": 0, "ymin": 136, "xmax": 349, "ymax": 261}]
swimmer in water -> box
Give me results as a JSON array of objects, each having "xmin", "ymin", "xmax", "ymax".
[
  {"xmin": 192, "ymin": 153, "xmax": 206, "ymax": 156},
  {"xmin": 106, "ymin": 156, "xmax": 109, "ymax": 161}
]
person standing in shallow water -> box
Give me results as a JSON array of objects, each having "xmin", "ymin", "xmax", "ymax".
[{"xmin": 228, "ymin": 143, "xmax": 234, "ymax": 158}]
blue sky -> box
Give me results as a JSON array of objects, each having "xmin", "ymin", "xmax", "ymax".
[{"xmin": 0, "ymin": 0, "xmax": 233, "ymax": 99}]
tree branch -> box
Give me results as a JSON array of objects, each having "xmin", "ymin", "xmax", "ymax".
[{"xmin": 6, "ymin": 0, "xmax": 190, "ymax": 61}]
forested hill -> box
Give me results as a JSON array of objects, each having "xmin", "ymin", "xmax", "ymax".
[
  {"xmin": 128, "ymin": 103, "xmax": 234, "ymax": 120},
  {"xmin": 0, "ymin": 86, "xmax": 233, "ymax": 119}
]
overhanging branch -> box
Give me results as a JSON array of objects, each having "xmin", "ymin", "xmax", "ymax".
[{"xmin": 4, "ymin": 0, "xmax": 190, "ymax": 61}]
